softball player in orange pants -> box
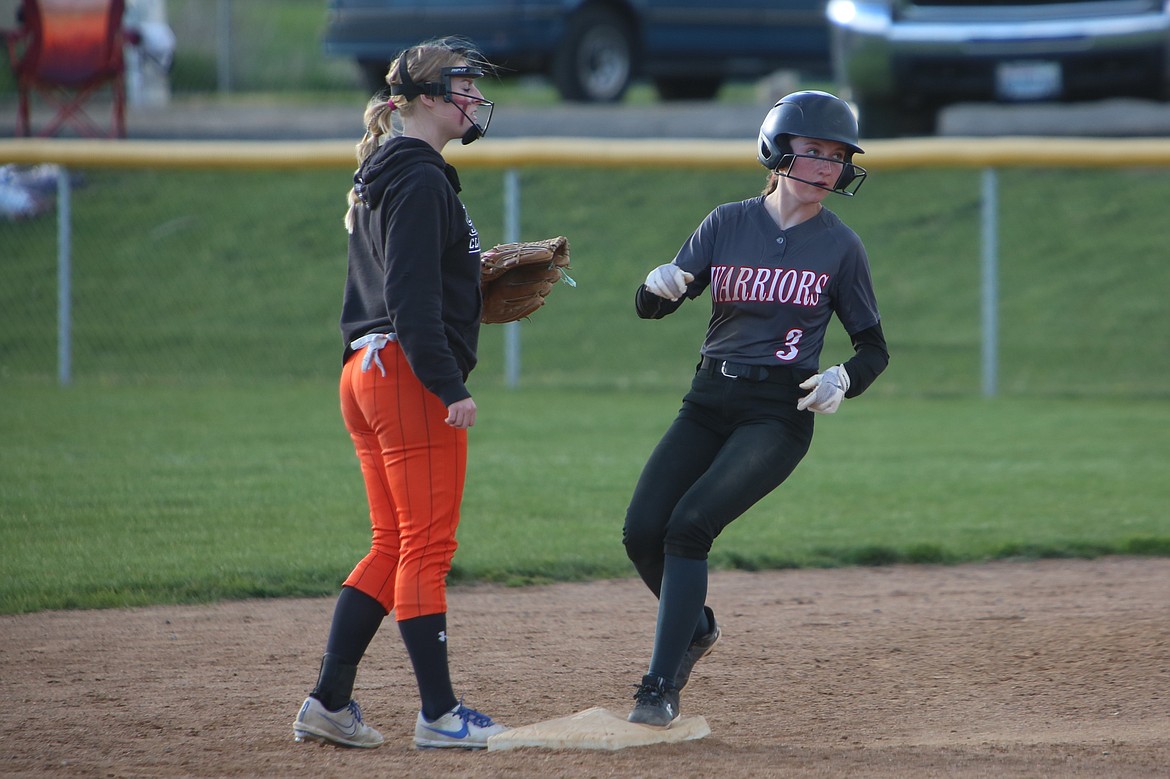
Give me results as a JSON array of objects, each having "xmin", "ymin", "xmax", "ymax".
[
  {"xmin": 340, "ymin": 337, "xmax": 464, "ymax": 621},
  {"xmin": 292, "ymin": 38, "xmax": 506, "ymax": 751}
]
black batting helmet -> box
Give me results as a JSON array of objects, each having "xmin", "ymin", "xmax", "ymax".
[
  {"xmin": 757, "ymin": 90, "xmax": 863, "ymax": 166},
  {"xmin": 757, "ymin": 90, "xmax": 866, "ymax": 195}
]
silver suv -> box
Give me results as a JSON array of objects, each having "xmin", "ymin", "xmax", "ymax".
[{"xmin": 826, "ymin": 0, "xmax": 1170, "ymax": 135}]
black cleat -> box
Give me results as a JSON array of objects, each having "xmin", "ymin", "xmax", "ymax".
[{"xmin": 627, "ymin": 673, "xmax": 680, "ymax": 727}]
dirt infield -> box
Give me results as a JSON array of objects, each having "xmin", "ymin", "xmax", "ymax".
[{"xmin": 3, "ymin": 556, "xmax": 1168, "ymax": 778}]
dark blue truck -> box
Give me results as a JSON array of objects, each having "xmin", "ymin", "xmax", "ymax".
[{"xmin": 322, "ymin": 0, "xmax": 831, "ymax": 102}]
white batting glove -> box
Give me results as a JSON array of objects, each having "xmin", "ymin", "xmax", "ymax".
[
  {"xmin": 644, "ymin": 263, "xmax": 695, "ymax": 301},
  {"xmin": 797, "ymin": 364, "xmax": 850, "ymax": 414}
]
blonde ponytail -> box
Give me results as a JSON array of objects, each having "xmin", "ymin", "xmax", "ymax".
[{"xmin": 344, "ymin": 96, "xmax": 403, "ymax": 233}]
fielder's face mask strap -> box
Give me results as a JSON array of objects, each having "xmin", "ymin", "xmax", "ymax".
[
  {"xmin": 388, "ymin": 48, "xmax": 441, "ymax": 100},
  {"xmin": 389, "ymin": 50, "xmax": 494, "ymax": 145},
  {"xmin": 775, "ymin": 152, "xmax": 867, "ymax": 197}
]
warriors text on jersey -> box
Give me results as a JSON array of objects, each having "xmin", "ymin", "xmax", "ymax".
[{"xmin": 639, "ymin": 196, "xmax": 880, "ymax": 374}]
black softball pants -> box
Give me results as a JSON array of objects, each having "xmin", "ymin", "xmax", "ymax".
[{"xmin": 623, "ymin": 367, "xmax": 814, "ymax": 595}]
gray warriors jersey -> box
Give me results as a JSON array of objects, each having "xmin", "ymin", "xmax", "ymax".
[{"xmin": 672, "ymin": 196, "xmax": 880, "ymax": 373}]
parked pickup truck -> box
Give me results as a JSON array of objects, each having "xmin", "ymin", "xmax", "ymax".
[
  {"xmin": 826, "ymin": 0, "xmax": 1170, "ymax": 136},
  {"xmin": 322, "ymin": 0, "xmax": 832, "ymax": 103}
]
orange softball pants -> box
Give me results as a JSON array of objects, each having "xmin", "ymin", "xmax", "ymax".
[{"xmin": 339, "ymin": 340, "xmax": 466, "ymax": 621}]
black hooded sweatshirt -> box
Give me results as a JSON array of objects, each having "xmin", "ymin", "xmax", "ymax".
[{"xmin": 340, "ymin": 136, "xmax": 482, "ymax": 407}]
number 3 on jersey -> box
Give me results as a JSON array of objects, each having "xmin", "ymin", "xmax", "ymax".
[{"xmin": 775, "ymin": 328, "xmax": 803, "ymax": 362}]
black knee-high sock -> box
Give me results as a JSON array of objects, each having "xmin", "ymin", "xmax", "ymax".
[
  {"xmin": 325, "ymin": 586, "xmax": 387, "ymax": 662},
  {"xmin": 631, "ymin": 553, "xmax": 665, "ymax": 599},
  {"xmin": 398, "ymin": 613, "xmax": 459, "ymax": 721},
  {"xmin": 647, "ymin": 554, "xmax": 708, "ymax": 686},
  {"xmin": 630, "ymin": 553, "xmax": 711, "ymax": 639},
  {"xmin": 311, "ymin": 586, "xmax": 387, "ymax": 710}
]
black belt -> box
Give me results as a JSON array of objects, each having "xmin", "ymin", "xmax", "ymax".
[{"xmin": 698, "ymin": 356, "xmax": 793, "ymax": 383}]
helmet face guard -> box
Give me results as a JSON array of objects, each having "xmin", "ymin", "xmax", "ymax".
[
  {"xmin": 757, "ymin": 91, "xmax": 866, "ymax": 196},
  {"xmin": 775, "ymin": 152, "xmax": 868, "ymax": 196},
  {"xmin": 390, "ymin": 53, "xmax": 494, "ymax": 144}
]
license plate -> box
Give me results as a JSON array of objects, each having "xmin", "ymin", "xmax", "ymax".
[{"xmin": 995, "ymin": 60, "xmax": 1062, "ymax": 101}]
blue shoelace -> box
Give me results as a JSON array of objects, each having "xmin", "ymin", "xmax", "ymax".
[{"xmin": 455, "ymin": 704, "xmax": 494, "ymax": 728}]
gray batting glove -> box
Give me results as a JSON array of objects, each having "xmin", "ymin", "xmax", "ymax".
[
  {"xmin": 645, "ymin": 263, "xmax": 695, "ymax": 301},
  {"xmin": 797, "ymin": 364, "xmax": 850, "ymax": 414}
]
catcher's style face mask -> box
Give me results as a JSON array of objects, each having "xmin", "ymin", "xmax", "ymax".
[{"xmin": 390, "ymin": 52, "xmax": 494, "ymax": 145}]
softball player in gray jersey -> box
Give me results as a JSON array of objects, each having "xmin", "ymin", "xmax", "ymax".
[{"xmin": 623, "ymin": 91, "xmax": 889, "ymax": 726}]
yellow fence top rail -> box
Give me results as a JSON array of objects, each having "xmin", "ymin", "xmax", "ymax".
[{"xmin": 4, "ymin": 136, "xmax": 1170, "ymax": 170}]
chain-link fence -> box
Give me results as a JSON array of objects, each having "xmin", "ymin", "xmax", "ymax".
[
  {"xmin": 0, "ymin": 161, "xmax": 691, "ymax": 391},
  {"xmin": 1, "ymin": 165, "xmax": 353, "ymax": 386},
  {"xmin": 5, "ymin": 154, "xmax": 1170, "ymax": 397}
]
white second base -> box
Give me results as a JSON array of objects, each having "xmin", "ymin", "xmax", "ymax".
[{"xmin": 486, "ymin": 706, "xmax": 710, "ymax": 752}]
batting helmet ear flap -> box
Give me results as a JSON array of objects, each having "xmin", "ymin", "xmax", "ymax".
[{"xmin": 757, "ymin": 111, "xmax": 794, "ymax": 170}]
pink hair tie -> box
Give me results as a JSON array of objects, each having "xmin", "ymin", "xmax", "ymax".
[{"xmin": 386, "ymin": 99, "xmax": 398, "ymax": 111}]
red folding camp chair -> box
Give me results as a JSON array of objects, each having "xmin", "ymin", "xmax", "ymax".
[{"xmin": 3, "ymin": 0, "xmax": 128, "ymax": 138}]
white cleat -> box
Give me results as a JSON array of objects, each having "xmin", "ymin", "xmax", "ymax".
[
  {"xmin": 293, "ymin": 697, "xmax": 383, "ymax": 749},
  {"xmin": 413, "ymin": 702, "xmax": 508, "ymax": 749}
]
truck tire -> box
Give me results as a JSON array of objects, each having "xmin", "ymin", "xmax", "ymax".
[{"xmin": 553, "ymin": 6, "xmax": 635, "ymax": 103}]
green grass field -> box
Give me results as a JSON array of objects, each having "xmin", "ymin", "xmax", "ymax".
[
  {"xmin": 3, "ymin": 164, "xmax": 1169, "ymax": 615},
  {"xmin": 3, "ymin": 384, "xmax": 1168, "ymax": 615}
]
